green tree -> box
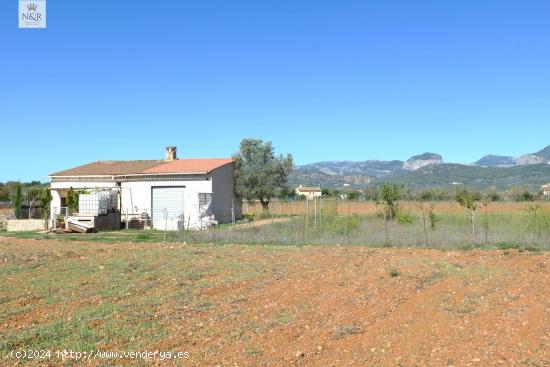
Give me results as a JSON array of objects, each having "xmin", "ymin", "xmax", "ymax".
[
  {"xmin": 0, "ymin": 184, "xmax": 10, "ymax": 201},
  {"xmin": 12, "ymin": 182, "xmax": 22, "ymax": 218},
  {"xmin": 420, "ymin": 189, "xmax": 434, "ymax": 201},
  {"xmin": 521, "ymin": 190, "xmax": 534, "ymax": 201},
  {"xmin": 234, "ymin": 139, "xmax": 293, "ymax": 211},
  {"xmin": 276, "ymin": 186, "xmax": 296, "ymax": 200},
  {"xmin": 364, "ymin": 187, "xmax": 379, "ymax": 201},
  {"xmin": 38, "ymin": 188, "xmax": 53, "ymax": 222},
  {"xmin": 347, "ymin": 191, "xmax": 359, "ymax": 201},
  {"xmin": 455, "ymin": 188, "xmax": 481, "ymax": 237},
  {"xmin": 379, "ymin": 183, "xmax": 401, "ymax": 219},
  {"xmin": 66, "ymin": 187, "xmax": 79, "ymax": 213}
]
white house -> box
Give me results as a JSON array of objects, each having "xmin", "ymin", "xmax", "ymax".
[
  {"xmin": 542, "ymin": 183, "xmax": 550, "ymax": 197},
  {"xmin": 295, "ymin": 185, "xmax": 322, "ymax": 200},
  {"xmin": 49, "ymin": 147, "xmax": 242, "ymax": 230}
]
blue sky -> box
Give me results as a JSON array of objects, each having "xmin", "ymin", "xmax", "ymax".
[{"xmin": 1, "ymin": 0, "xmax": 549, "ymax": 181}]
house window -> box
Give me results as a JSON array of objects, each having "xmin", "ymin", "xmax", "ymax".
[{"xmin": 198, "ymin": 193, "xmax": 212, "ymax": 207}]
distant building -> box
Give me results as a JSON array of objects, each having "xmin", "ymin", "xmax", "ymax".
[
  {"xmin": 542, "ymin": 183, "xmax": 550, "ymax": 196},
  {"xmin": 295, "ymin": 185, "xmax": 322, "ymax": 200}
]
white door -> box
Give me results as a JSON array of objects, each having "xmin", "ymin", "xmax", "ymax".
[{"xmin": 152, "ymin": 186, "xmax": 185, "ymax": 231}]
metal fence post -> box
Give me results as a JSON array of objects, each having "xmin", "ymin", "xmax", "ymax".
[
  {"xmin": 320, "ymin": 196, "xmax": 323, "ymax": 226},
  {"xmin": 314, "ymin": 197, "xmax": 317, "ymax": 229},
  {"xmin": 163, "ymin": 208, "xmax": 168, "ymax": 243},
  {"xmin": 231, "ymin": 199, "xmax": 235, "ymax": 225}
]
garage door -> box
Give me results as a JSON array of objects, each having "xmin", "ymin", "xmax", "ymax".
[{"xmin": 152, "ymin": 186, "xmax": 185, "ymax": 231}]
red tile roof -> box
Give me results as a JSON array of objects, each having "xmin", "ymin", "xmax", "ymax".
[
  {"xmin": 296, "ymin": 186, "xmax": 322, "ymax": 192},
  {"xmin": 50, "ymin": 160, "xmax": 164, "ymax": 177},
  {"xmin": 50, "ymin": 158, "xmax": 234, "ymax": 177},
  {"xmin": 144, "ymin": 158, "xmax": 234, "ymax": 174}
]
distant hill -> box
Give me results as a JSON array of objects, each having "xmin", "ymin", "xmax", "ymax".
[
  {"xmin": 516, "ymin": 145, "xmax": 550, "ymax": 166},
  {"xmin": 296, "ymin": 160, "xmax": 404, "ymax": 178},
  {"xmin": 291, "ymin": 145, "xmax": 550, "ymax": 189},
  {"xmin": 388, "ymin": 163, "xmax": 550, "ymax": 189},
  {"xmin": 289, "ymin": 170, "xmax": 374, "ymax": 187},
  {"xmin": 533, "ymin": 145, "xmax": 550, "ymax": 160},
  {"xmin": 474, "ymin": 155, "xmax": 517, "ymax": 167}
]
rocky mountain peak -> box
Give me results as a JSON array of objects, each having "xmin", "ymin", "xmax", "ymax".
[{"xmin": 402, "ymin": 152, "xmax": 443, "ymax": 171}]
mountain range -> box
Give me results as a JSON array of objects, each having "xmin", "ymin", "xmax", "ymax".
[{"xmin": 290, "ymin": 145, "xmax": 550, "ymax": 189}]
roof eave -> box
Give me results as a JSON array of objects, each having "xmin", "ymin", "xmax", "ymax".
[
  {"xmin": 117, "ymin": 172, "xmax": 209, "ymax": 177},
  {"xmin": 50, "ymin": 174, "xmax": 115, "ymax": 179}
]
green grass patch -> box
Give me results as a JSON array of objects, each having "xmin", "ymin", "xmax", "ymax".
[{"xmin": 496, "ymin": 242, "xmax": 520, "ymax": 250}]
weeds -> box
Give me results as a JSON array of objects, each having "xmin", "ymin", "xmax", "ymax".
[
  {"xmin": 428, "ymin": 209, "xmax": 440, "ymax": 229},
  {"xmin": 332, "ymin": 324, "xmax": 363, "ymax": 339},
  {"xmin": 397, "ymin": 213, "xmax": 415, "ymax": 224},
  {"xmin": 496, "ymin": 242, "xmax": 520, "ymax": 250},
  {"xmin": 389, "ymin": 268, "xmax": 400, "ymax": 277},
  {"xmin": 1, "ymin": 207, "xmax": 549, "ymax": 250}
]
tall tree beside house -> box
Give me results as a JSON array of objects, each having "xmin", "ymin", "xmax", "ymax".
[
  {"xmin": 38, "ymin": 188, "xmax": 53, "ymax": 221},
  {"xmin": 234, "ymin": 138, "xmax": 293, "ymax": 211},
  {"xmin": 12, "ymin": 182, "xmax": 22, "ymax": 219}
]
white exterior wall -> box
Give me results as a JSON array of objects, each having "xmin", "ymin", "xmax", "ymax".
[
  {"xmin": 296, "ymin": 190, "xmax": 322, "ymax": 200},
  {"xmin": 50, "ymin": 180, "xmax": 118, "ymax": 222},
  {"xmin": 120, "ymin": 178, "xmax": 212, "ymax": 229},
  {"xmin": 211, "ymin": 163, "xmax": 242, "ymax": 222},
  {"xmin": 49, "ymin": 165, "xmax": 241, "ymax": 230}
]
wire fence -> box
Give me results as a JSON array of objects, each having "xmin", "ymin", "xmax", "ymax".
[
  {"xmin": 162, "ymin": 198, "xmax": 550, "ymax": 250},
  {"xmin": 242, "ymin": 198, "xmax": 550, "ymax": 217}
]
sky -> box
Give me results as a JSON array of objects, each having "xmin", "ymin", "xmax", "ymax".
[{"xmin": 1, "ymin": 0, "xmax": 549, "ymax": 182}]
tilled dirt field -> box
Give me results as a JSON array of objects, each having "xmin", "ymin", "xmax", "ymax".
[{"xmin": 1, "ymin": 237, "xmax": 549, "ymax": 366}]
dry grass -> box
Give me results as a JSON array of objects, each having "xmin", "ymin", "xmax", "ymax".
[{"xmin": 244, "ymin": 200, "xmax": 550, "ymax": 216}]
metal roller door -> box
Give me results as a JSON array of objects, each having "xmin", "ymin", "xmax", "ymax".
[{"xmin": 152, "ymin": 186, "xmax": 185, "ymax": 230}]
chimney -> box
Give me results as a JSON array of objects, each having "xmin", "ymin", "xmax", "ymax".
[{"xmin": 165, "ymin": 146, "xmax": 177, "ymax": 161}]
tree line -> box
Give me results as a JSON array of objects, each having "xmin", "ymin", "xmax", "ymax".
[{"xmin": 316, "ymin": 185, "xmax": 545, "ymax": 202}]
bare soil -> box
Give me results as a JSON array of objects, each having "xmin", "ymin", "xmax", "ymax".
[{"xmin": 1, "ymin": 237, "xmax": 549, "ymax": 366}]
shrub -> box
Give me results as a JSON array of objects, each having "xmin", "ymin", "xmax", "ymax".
[
  {"xmin": 134, "ymin": 234, "xmax": 151, "ymax": 242},
  {"xmin": 347, "ymin": 214, "xmax": 361, "ymax": 231},
  {"xmin": 333, "ymin": 214, "xmax": 361, "ymax": 235},
  {"xmin": 257, "ymin": 211, "xmax": 273, "ymax": 219},
  {"xmin": 428, "ymin": 210, "xmax": 440, "ymax": 229},
  {"xmin": 397, "ymin": 213, "xmax": 415, "ymax": 224},
  {"xmin": 379, "ymin": 183, "xmax": 401, "ymax": 219}
]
